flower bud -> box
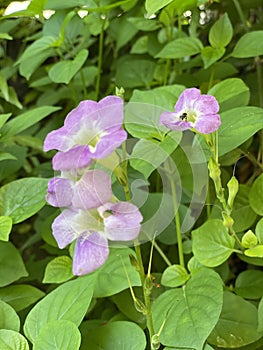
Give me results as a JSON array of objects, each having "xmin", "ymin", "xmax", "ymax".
[
  {"xmin": 222, "ymin": 212, "xmax": 234, "ymax": 229},
  {"xmin": 144, "ymin": 275, "xmax": 154, "ymax": 296},
  {"xmin": 227, "ymin": 176, "xmax": 239, "ymax": 210},
  {"xmin": 208, "ymin": 158, "xmax": 224, "ymax": 201},
  {"xmin": 151, "ymin": 334, "xmax": 160, "ymax": 349},
  {"xmin": 134, "ymin": 297, "xmax": 146, "ymax": 314}
]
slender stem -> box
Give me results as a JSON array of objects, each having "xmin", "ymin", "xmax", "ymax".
[
  {"xmin": 238, "ymin": 148, "xmax": 263, "ymax": 170},
  {"xmin": 95, "ymin": 18, "xmax": 105, "ymax": 100},
  {"xmin": 152, "ymin": 240, "xmax": 172, "ymax": 266},
  {"xmin": 206, "ymin": 180, "xmax": 211, "ymax": 219},
  {"xmin": 232, "ymin": 0, "xmax": 249, "ymax": 32}
]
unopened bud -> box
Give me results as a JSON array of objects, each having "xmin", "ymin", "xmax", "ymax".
[
  {"xmin": 134, "ymin": 297, "xmax": 146, "ymax": 314},
  {"xmin": 151, "ymin": 334, "xmax": 160, "ymax": 349},
  {"xmin": 144, "ymin": 275, "xmax": 154, "ymax": 296},
  {"xmin": 227, "ymin": 176, "xmax": 239, "ymax": 210},
  {"xmin": 115, "ymin": 86, "xmax": 125, "ymax": 99},
  {"xmin": 208, "ymin": 158, "xmax": 224, "ymax": 202},
  {"xmin": 222, "ymin": 212, "xmax": 234, "ymax": 228}
]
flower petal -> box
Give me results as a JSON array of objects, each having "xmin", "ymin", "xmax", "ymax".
[
  {"xmin": 73, "ymin": 232, "xmax": 109, "ymax": 275},
  {"xmin": 43, "ymin": 127, "xmax": 75, "ymax": 152},
  {"xmin": 194, "ymin": 113, "xmax": 221, "ymax": 134},
  {"xmin": 93, "ymin": 129, "xmax": 127, "ymax": 159},
  {"xmin": 175, "ymin": 88, "xmax": 201, "ymax": 112},
  {"xmin": 46, "ymin": 177, "xmax": 73, "ymax": 207},
  {"xmin": 52, "ymin": 145, "xmax": 93, "ymax": 171},
  {"xmin": 72, "ymin": 170, "xmax": 112, "ymax": 210},
  {"xmin": 193, "ymin": 94, "xmax": 219, "ymax": 115},
  {"xmin": 101, "ymin": 202, "xmax": 143, "ymax": 241},
  {"xmin": 160, "ymin": 112, "xmax": 192, "ymax": 131}
]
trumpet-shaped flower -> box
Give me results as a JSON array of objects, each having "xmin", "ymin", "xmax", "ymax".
[
  {"xmin": 160, "ymin": 88, "xmax": 221, "ymax": 134},
  {"xmin": 44, "ymin": 96, "xmax": 127, "ymax": 171},
  {"xmin": 52, "ymin": 202, "xmax": 143, "ymax": 275}
]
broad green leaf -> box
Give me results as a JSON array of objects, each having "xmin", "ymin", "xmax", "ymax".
[
  {"xmin": 0, "ymin": 152, "xmax": 17, "ymax": 162},
  {"xmin": 49, "ymin": 49, "xmax": 88, "ymax": 84},
  {"xmin": 192, "ymin": 219, "xmax": 236, "ymax": 267},
  {"xmin": 0, "ymin": 330, "xmax": 29, "ymax": 350},
  {"xmin": 110, "ymin": 15, "xmax": 138, "ymax": 50},
  {"xmin": 256, "ymin": 218, "xmax": 263, "ymax": 244},
  {"xmin": 5, "ymin": 86, "xmax": 23, "ymax": 109},
  {"xmin": 0, "ymin": 113, "xmax": 11, "ymax": 129},
  {"xmin": 232, "ymin": 31, "xmax": 263, "ymax": 58},
  {"xmin": 208, "ymin": 291, "xmax": 262, "ymax": 347},
  {"xmin": 43, "ymin": 256, "xmax": 73, "ymax": 284},
  {"xmin": 209, "ymin": 13, "xmax": 233, "ymax": 48},
  {"xmin": 125, "ymin": 85, "xmax": 185, "ymax": 139},
  {"xmin": 241, "ymin": 230, "xmax": 258, "ymax": 248},
  {"xmin": 0, "ymin": 178, "xmax": 49, "ymax": 224},
  {"xmin": 145, "ymin": 0, "xmax": 174, "ymax": 14},
  {"xmin": 152, "ymin": 268, "xmax": 223, "ymax": 349},
  {"xmin": 24, "ymin": 273, "xmax": 96, "ymax": 342},
  {"xmin": 249, "ymin": 173, "xmax": 263, "ymax": 215},
  {"xmin": 201, "ymin": 46, "xmax": 225, "ymax": 69},
  {"xmin": 208, "ymin": 78, "xmax": 250, "ymax": 112},
  {"xmin": 0, "ymin": 106, "xmax": 61, "ymax": 141},
  {"xmin": 33, "ymin": 320, "xmax": 81, "ymax": 350},
  {"xmin": 161, "ymin": 264, "xmax": 190, "ymax": 287},
  {"xmin": 45, "ymin": 0, "xmax": 132, "ymax": 11},
  {"xmin": 218, "ymin": 107, "xmax": 263, "ymax": 156},
  {"xmin": 0, "ymin": 33, "xmax": 12, "ymax": 40},
  {"xmin": 16, "ymin": 36, "xmax": 56, "ymax": 63},
  {"xmin": 258, "ymin": 298, "xmax": 263, "ymax": 332},
  {"xmin": 245, "ymin": 245, "xmax": 263, "ymax": 258},
  {"xmin": 0, "ymin": 242, "xmax": 28, "ymax": 287},
  {"xmin": 235, "ymin": 270, "xmax": 263, "ymax": 299},
  {"xmin": 0, "ymin": 215, "xmax": 12, "ymax": 241},
  {"xmin": 156, "ymin": 37, "xmax": 203, "ymax": 59},
  {"xmin": 0, "ymin": 300, "xmax": 20, "ymax": 331},
  {"xmin": 81, "ymin": 321, "xmax": 146, "ymax": 350},
  {"xmin": 93, "ymin": 248, "xmax": 141, "ymax": 298},
  {"xmin": 0, "ymin": 285, "xmax": 45, "ymax": 312}
]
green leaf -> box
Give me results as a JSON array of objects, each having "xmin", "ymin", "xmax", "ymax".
[
  {"xmin": 81, "ymin": 321, "xmax": 146, "ymax": 350},
  {"xmin": 209, "ymin": 13, "xmax": 233, "ymax": 48},
  {"xmin": 249, "ymin": 173, "xmax": 263, "ymax": 215},
  {"xmin": 0, "ymin": 72, "xmax": 9, "ymax": 101},
  {"xmin": 128, "ymin": 17, "xmax": 160, "ymax": 31},
  {"xmin": 0, "ymin": 330, "xmax": 29, "ymax": 350},
  {"xmin": 208, "ymin": 291, "xmax": 262, "ymax": 347},
  {"xmin": 0, "ymin": 216, "xmax": 12, "ymax": 241},
  {"xmin": 0, "ymin": 113, "xmax": 11, "ymax": 129},
  {"xmin": 93, "ymin": 248, "xmax": 141, "ymax": 298},
  {"xmin": 145, "ymin": 0, "xmax": 174, "ymax": 15},
  {"xmin": 232, "ymin": 31, "xmax": 263, "ymax": 58},
  {"xmin": 256, "ymin": 218, "xmax": 263, "ymax": 244},
  {"xmin": 242, "ymin": 230, "xmax": 258, "ymax": 248},
  {"xmin": 43, "ymin": 256, "xmax": 74, "ymax": 284},
  {"xmin": 0, "ymin": 284, "xmax": 45, "ymax": 312},
  {"xmin": 0, "ymin": 33, "xmax": 12, "ymax": 40},
  {"xmin": 0, "ymin": 300, "xmax": 20, "ymax": 331},
  {"xmin": 0, "ymin": 178, "xmax": 49, "ymax": 224},
  {"xmin": 208, "ymin": 78, "xmax": 250, "ymax": 112},
  {"xmin": 201, "ymin": 46, "xmax": 225, "ymax": 69},
  {"xmin": 192, "ymin": 219, "xmax": 236, "ymax": 267},
  {"xmin": 245, "ymin": 245, "xmax": 263, "ymax": 258},
  {"xmin": 0, "ymin": 242, "xmax": 28, "ymax": 287},
  {"xmin": 33, "ymin": 320, "xmax": 81, "ymax": 350},
  {"xmin": 161, "ymin": 264, "xmax": 190, "ymax": 287},
  {"xmin": 258, "ymin": 297, "xmax": 263, "ymax": 332},
  {"xmin": 218, "ymin": 107, "xmax": 263, "ymax": 156},
  {"xmin": 0, "ymin": 106, "xmax": 61, "ymax": 141},
  {"xmin": 49, "ymin": 49, "xmax": 88, "ymax": 84},
  {"xmin": 152, "ymin": 268, "xmax": 223, "ymax": 349},
  {"xmin": 24, "ymin": 273, "xmax": 96, "ymax": 343},
  {"xmin": 235, "ymin": 270, "xmax": 263, "ymax": 299},
  {"xmin": 156, "ymin": 37, "xmax": 203, "ymax": 59}
]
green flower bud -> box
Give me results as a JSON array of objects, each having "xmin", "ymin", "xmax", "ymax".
[
  {"xmin": 144, "ymin": 275, "xmax": 154, "ymax": 296},
  {"xmin": 115, "ymin": 86, "xmax": 125, "ymax": 99},
  {"xmin": 227, "ymin": 176, "xmax": 239, "ymax": 210},
  {"xmin": 222, "ymin": 212, "xmax": 234, "ymax": 229}
]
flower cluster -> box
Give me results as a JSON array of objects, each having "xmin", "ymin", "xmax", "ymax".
[{"xmin": 44, "ymin": 96, "xmax": 143, "ymax": 276}]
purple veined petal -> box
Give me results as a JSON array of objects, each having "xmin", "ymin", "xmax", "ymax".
[
  {"xmin": 52, "ymin": 145, "xmax": 93, "ymax": 171},
  {"xmin": 52, "ymin": 209, "xmax": 88, "ymax": 249},
  {"xmin": 46, "ymin": 177, "xmax": 74, "ymax": 207},
  {"xmin": 160, "ymin": 111, "xmax": 192, "ymax": 131},
  {"xmin": 101, "ymin": 202, "xmax": 143, "ymax": 241},
  {"xmin": 73, "ymin": 232, "xmax": 109, "ymax": 275},
  {"xmin": 72, "ymin": 169, "xmax": 112, "ymax": 210},
  {"xmin": 193, "ymin": 94, "xmax": 219, "ymax": 115},
  {"xmin": 43, "ymin": 127, "xmax": 75, "ymax": 152},
  {"xmin": 93, "ymin": 129, "xmax": 127, "ymax": 159},
  {"xmin": 94, "ymin": 96, "xmax": 124, "ymax": 131},
  {"xmin": 194, "ymin": 113, "xmax": 221, "ymax": 134},
  {"xmin": 64, "ymin": 100, "xmax": 98, "ymax": 129},
  {"xmin": 175, "ymin": 88, "xmax": 201, "ymax": 112}
]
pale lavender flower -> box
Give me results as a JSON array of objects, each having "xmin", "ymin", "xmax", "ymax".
[
  {"xmin": 160, "ymin": 88, "xmax": 221, "ymax": 134},
  {"xmin": 52, "ymin": 202, "xmax": 143, "ymax": 275},
  {"xmin": 46, "ymin": 169, "xmax": 112, "ymax": 210},
  {"xmin": 44, "ymin": 96, "xmax": 127, "ymax": 171}
]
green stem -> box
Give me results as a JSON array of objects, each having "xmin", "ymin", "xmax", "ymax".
[
  {"xmin": 80, "ymin": 69, "xmax": 88, "ymax": 99},
  {"xmin": 232, "ymin": 0, "xmax": 249, "ymax": 32},
  {"xmin": 152, "ymin": 240, "xmax": 172, "ymax": 266},
  {"xmin": 95, "ymin": 19, "xmax": 105, "ymax": 100}
]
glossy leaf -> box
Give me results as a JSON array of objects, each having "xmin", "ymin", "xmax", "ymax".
[
  {"xmin": 43, "ymin": 256, "xmax": 74, "ymax": 284},
  {"xmin": 0, "ymin": 330, "xmax": 29, "ymax": 350},
  {"xmin": 0, "ymin": 300, "xmax": 20, "ymax": 331},
  {"xmin": 209, "ymin": 13, "xmax": 233, "ymax": 48},
  {"xmin": 161, "ymin": 264, "xmax": 190, "ymax": 287},
  {"xmin": 156, "ymin": 37, "xmax": 203, "ymax": 59},
  {"xmin": 249, "ymin": 173, "xmax": 263, "ymax": 215},
  {"xmin": 0, "ymin": 215, "xmax": 12, "ymax": 241},
  {"xmin": 235, "ymin": 270, "xmax": 263, "ymax": 299},
  {"xmin": 232, "ymin": 31, "xmax": 263, "ymax": 58},
  {"xmin": 201, "ymin": 46, "xmax": 225, "ymax": 69}
]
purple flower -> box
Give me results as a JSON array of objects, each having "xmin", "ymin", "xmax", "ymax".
[
  {"xmin": 46, "ymin": 169, "xmax": 112, "ymax": 210},
  {"xmin": 160, "ymin": 88, "xmax": 221, "ymax": 134},
  {"xmin": 52, "ymin": 202, "xmax": 143, "ymax": 275},
  {"xmin": 44, "ymin": 96, "xmax": 127, "ymax": 171}
]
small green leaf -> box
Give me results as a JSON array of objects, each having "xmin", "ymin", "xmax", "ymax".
[
  {"xmin": 0, "ymin": 152, "xmax": 17, "ymax": 162},
  {"xmin": 249, "ymin": 173, "xmax": 263, "ymax": 215},
  {"xmin": 0, "ymin": 300, "xmax": 20, "ymax": 331},
  {"xmin": 0, "ymin": 242, "xmax": 28, "ymax": 287},
  {"xmin": 0, "ymin": 216, "xmax": 12, "ymax": 241},
  {"xmin": 0, "ymin": 113, "xmax": 11, "ymax": 130},
  {"xmin": 256, "ymin": 218, "xmax": 263, "ymax": 244},
  {"xmin": 0, "ymin": 178, "xmax": 49, "ymax": 224},
  {"xmin": 258, "ymin": 298, "xmax": 263, "ymax": 332},
  {"xmin": 33, "ymin": 320, "xmax": 81, "ymax": 350},
  {"xmin": 232, "ymin": 31, "xmax": 263, "ymax": 58},
  {"xmin": 0, "ymin": 72, "xmax": 9, "ymax": 101},
  {"xmin": 244, "ymin": 245, "xmax": 263, "ymax": 258},
  {"xmin": 145, "ymin": 0, "xmax": 174, "ymax": 15},
  {"xmin": 235, "ymin": 270, "xmax": 263, "ymax": 299},
  {"xmin": 156, "ymin": 37, "xmax": 203, "ymax": 59},
  {"xmin": 0, "ymin": 330, "xmax": 29, "ymax": 350},
  {"xmin": 161, "ymin": 264, "xmax": 190, "ymax": 287},
  {"xmin": 43, "ymin": 256, "xmax": 73, "ymax": 284},
  {"xmin": 192, "ymin": 219, "xmax": 235, "ymax": 267},
  {"xmin": 0, "ymin": 33, "xmax": 12, "ymax": 40},
  {"xmin": 201, "ymin": 46, "xmax": 225, "ymax": 69},
  {"xmin": 49, "ymin": 49, "xmax": 88, "ymax": 84},
  {"xmin": 242, "ymin": 230, "xmax": 258, "ymax": 248},
  {"xmin": 209, "ymin": 13, "xmax": 233, "ymax": 48}
]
